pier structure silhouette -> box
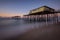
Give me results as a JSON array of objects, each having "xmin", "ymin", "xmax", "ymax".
[{"xmin": 24, "ymin": 6, "xmax": 60, "ymax": 24}]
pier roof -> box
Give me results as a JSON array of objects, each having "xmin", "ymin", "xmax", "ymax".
[
  {"xmin": 24, "ymin": 6, "xmax": 60, "ymax": 16},
  {"xmin": 29, "ymin": 6, "xmax": 55, "ymax": 15}
]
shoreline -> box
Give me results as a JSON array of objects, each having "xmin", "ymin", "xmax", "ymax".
[{"xmin": 3, "ymin": 22, "xmax": 60, "ymax": 40}]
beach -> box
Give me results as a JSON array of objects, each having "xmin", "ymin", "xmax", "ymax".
[
  {"xmin": 0, "ymin": 19, "xmax": 49, "ymax": 40},
  {"xmin": 16, "ymin": 22, "xmax": 60, "ymax": 40},
  {"xmin": 3, "ymin": 21, "xmax": 60, "ymax": 40}
]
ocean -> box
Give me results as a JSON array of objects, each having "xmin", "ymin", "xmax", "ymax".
[{"xmin": 0, "ymin": 18, "xmax": 60, "ymax": 39}]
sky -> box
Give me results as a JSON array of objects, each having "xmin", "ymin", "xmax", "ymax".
[{"xmin": 0, "ymin": 0, "xmax": 60, "ymax": 17}]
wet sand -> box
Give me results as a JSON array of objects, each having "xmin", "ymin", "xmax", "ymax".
[{"xmin": 4, "ymin": 22, "xmax": 60, "ymax": 40}]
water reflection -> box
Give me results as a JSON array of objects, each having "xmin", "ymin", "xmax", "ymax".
[{"xmin": 0, "ymin": 19, "xmax": 56, "ymax": 39}]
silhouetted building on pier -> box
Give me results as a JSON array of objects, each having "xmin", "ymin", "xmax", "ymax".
[{"xmin": 24, "ymin": 6, "xmax": 59, "ymax": 23}]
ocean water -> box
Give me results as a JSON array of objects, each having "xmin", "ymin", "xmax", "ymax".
[{"xmin": 0, "ymin": 18, "xmax": 59, "ymax": 39}]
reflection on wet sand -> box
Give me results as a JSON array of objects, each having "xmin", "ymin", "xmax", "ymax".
[
  {"xmin": 3, "ymin": 22, "xmax": 60, "ymax": 40},
  {"xmin": 0, "ymin": 19, "xmax": 47, "ymax": 39}
]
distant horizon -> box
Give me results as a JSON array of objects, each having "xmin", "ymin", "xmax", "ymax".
[{"xmin": 0, "ymin": 13, "xmax": 23, "ymax": 17}]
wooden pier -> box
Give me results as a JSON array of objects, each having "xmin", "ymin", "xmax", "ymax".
[{"xmin": 24, "ymin": 6, "xmax": 60, "ymax": 23}]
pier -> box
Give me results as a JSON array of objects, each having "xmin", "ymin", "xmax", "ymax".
[{"xmin": 24, "ymin": 6, "xmax": 60, "ymax": 24}]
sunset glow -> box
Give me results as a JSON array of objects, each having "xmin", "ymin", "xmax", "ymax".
[{"xmin": 0, "ymin": 13, "xmax": 23, "ymax": 17}]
